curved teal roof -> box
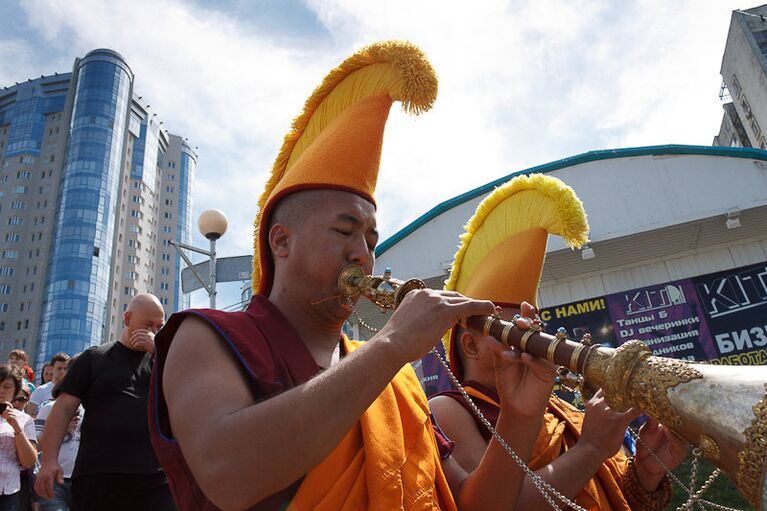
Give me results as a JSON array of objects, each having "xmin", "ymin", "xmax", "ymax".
[{"xmin": 376, "ymin": 144, "xmax": 767, "ymax": 256}]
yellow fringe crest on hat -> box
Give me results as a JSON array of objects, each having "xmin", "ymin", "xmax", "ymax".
[
  {"xmin": 441, "ymin": 173, "xmax": 589, "ymax": 360},
  {"xmin": 444, "ymin": 173, "xmax": 589, "ymax": 293},
  {"xmin": 252, "ymin": 40, "xmax": 438, "ymax": 293}
]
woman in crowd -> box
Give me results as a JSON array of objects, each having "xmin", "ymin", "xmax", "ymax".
[
  {"xmin": 11, "ymin": 386, "xmax": 29, "ymax": 413},
  {"xmin": 39, "ymin": 365, "xmax": 52, "ymax": 387},
  {"xmin": 0, "ymin": 365, "xmax": 37, "ymax": 511},
  {"xmin": 12, "ymin": 384, "xmax": 32, "ymax": 511}
]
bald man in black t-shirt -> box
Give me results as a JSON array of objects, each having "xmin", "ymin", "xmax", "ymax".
[{"xmin": 35, "ymin": 294, "xmax": 176, "ymax": 511}]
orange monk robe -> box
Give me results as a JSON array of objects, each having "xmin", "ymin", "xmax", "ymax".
[
  {"xmin": 289, "ymin": 338, "xmax": 456, "ymax": 511},
  {"xmin": 436, "ymin": 382, "xmax": 631, "ymax": 511},
  {"xmin": 529, "ymin": 396, "xmax": 631, "ymax": 511}
]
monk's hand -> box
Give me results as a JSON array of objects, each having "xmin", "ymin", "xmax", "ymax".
[
  {"xmin": 634, "ymin": 418, "xmax": 687, "ymax": 492},
  {"xmin": 491, "ymin": 301, "xmax": 555, "ymax": 416},
  {"xmin": 580, "ymin": 389, "xmax": 641, "ymax": 461},
  {"xmin": 493, "ymin": 348, "xmax": 555, "ymax": 417},
  {"xmin": 380, "ymin": 289, "xmax": 495, "ymax": 364}
]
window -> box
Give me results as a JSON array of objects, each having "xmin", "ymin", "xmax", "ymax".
[
  {"xmin": 0, "ymin": 304, "xmax": 7, "ymax": 312},
  {"xmin": 4, "ymin": 234, "xmax": 20, "ymax": 242},
  {"xmin": 131, "ymin": 195, "xmax": 141, "ymax": 203},
  {"xmin": 1, "ymin": 250, "xmax": 18, "ymax": 259},
  {"xmin": 16, "ymin": 171, "xmax": 31, "ymax": 179},
  {"xmin": 128, "ymin": 224, "xmax": 140, "ymax": 233},
  {"xmin": 0, "ymin": 322, "xmax": 4, "ymax": 331},
  {"xmin": 160, "ymin": 282, "xmax": 169, "ymax": 290},
  {"xmin": 10, "ymin": 201, "xmax": 26, "ymax": 210},
  {"xmin": 0, "ymin": 267, "xmax": 14, "ymax": 276},
  {"xmin": 165, "ymin": 186, "xmax": 174, "ymax": 193},
  {"xmin": 161, "ymin": 253, "xmax": 170, "ymax": 261},
  {"xmin": 8, "ymin": 217, "xmax": 22, "ymax": 226},
  {"xmin": 127, "ymin": 255, "xmax": 138, "ymax": 264},
  {"xmin": 124, "ymin": 271, "xmax": 137, "ymax": 280},
  {"xmin": 161, "ymin": 267, "xmax": 169, "ymax": 276},
  {"xmin": 12, "ymin": 186, "xmax": 27, "ymax": 194},
  {"xmin": 164, "ymin": 212, "xmax": 172, "ymax": 219},
  {"xmin": 165, "ymin": 199, "xmax": 173, "ymax": 206},
  {"xmin": 124, "ymin": 287, "xmax": 135, "ymax": 296},
  {"xmin": 130, "ymin": 209, "xmax": 140, "ymax": 218},
  {"xmin": 163, "ymin": 226, "xmax": 172, "ymax": 233},
  {"xmin": 0, "ymin": 285, "xmax": 11, "ymax": 294}
]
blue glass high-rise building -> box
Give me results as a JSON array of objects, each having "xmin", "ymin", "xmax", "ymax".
[{"xmin": 0, "ymin": 49, "xmax": 195, "ymax": 369}]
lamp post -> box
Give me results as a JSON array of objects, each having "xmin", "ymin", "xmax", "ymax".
[{"xmin": 169, "ymin": 209, "xmax": 228, "ymax": 308}]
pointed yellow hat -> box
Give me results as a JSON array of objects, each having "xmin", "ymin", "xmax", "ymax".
[
  {"xmin": 252, "ymin": 41, "xmax": 438, "ymax": 295},
  {"xmin": 442, "ymin": 173, "xmax": 589, "ymax": 381}
]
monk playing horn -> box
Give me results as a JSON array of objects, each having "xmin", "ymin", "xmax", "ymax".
[
  {"xmin": 430, "ymin": 174, "xmax": 688, "ymax": 511},
  {"xmin": 149, "ymin": 42, "xmax": 558, "ymax": 510}
]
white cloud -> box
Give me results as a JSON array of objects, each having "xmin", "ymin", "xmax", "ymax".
[{"xmin": 3, "ymin": 0, "xmax": 746, "ymax": 307}]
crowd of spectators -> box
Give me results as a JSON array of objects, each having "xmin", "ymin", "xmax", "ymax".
[{"xmin": 0, "ymin": 293, "xmax": 174, "ymax": 511}]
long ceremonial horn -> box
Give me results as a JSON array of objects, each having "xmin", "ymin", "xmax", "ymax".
[{"xmin": 338, "ymin": 264, "xmax": 767, "ymax": 510}]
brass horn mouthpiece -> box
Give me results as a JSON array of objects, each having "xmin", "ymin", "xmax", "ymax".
[{"xmin": 337, "ymin": 264, "xmax": 426, "ymax": 311}]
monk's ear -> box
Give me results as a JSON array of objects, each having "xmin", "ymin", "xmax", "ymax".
[
  {"xmin": 459, "ymin": 329, "xmax": 481, "ymax": 360},
  {"xmin": 269, "ymin": 223, "xmax": 291, "ymax": 259}
]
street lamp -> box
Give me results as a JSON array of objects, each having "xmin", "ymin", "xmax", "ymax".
[{"xmin": 169, "ymin": 209, "xmax": 228, "ymax": 308}]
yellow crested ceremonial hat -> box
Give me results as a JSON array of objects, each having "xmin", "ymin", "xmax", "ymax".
[
  {"xmin": 442, "ymin": 173, "xmax": 589, "ymax": 380},
  {"xmin": 252, "ymin": 41, "xmax": 438, "ymax": 295}
]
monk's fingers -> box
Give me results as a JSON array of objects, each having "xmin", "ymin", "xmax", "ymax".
[
  {"xmin": 514, "ymin": 316, "xmax": 532, "ymax": 329},
  {"xmin": 622, "ymin": 407, "xmax": 642, "ymax": 423},
  {"xmin": 520, "ymin": 301, "xmax": 538, "ymax": 319},
  {"xmin": 448, "ymin": 299, "xmax": 496, "ymax": 320}
]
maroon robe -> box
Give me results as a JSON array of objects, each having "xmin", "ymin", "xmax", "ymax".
[
  {"xmin": 432, "ymin": 380, "xmax": 500, "ymax": 442},
  {"xmin": 149, "ymin": 294, "xmax": 323, "ymax": 510}
]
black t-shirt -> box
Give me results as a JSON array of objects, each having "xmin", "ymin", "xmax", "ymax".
[{"xmin": 58, "ymin": 341, "xmax": 162, "ymax": 477}]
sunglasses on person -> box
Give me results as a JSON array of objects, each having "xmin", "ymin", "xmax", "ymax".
[{"xmin": 13, "ymin": 397, "xmax": 28, "ymax": 403}]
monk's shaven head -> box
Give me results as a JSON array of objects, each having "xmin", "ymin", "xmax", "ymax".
[{"xmin": 269, "ymin": 189, "xmax": 341, "ymax": 231}]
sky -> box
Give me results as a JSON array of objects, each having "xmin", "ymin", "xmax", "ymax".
[{"xmin": 0, "ymin": 0, "xmax": 750, "ymax": 309}]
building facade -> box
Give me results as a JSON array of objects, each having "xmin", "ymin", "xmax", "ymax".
[
  {"xmin": 0, "ymin": 49, "xmax": 194, "ymax": 368},
  {"xmin": 714, "ymin": 5, "xmax": 767, "ymax": 148}
]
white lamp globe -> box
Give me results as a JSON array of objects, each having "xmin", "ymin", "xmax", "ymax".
[{"xmin": 198, "ymin": 209, "xmax": 228, "ymax": 240}]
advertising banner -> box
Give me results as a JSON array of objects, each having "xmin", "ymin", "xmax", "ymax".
[
  {"xmin": 605, "ymin": 280, "xmax": 715, "ymax": 360},
  {"xmin": 413, "ymin": 260, "xmax": 767, "ymax": 395},
  {"xmin": 540, "ymin": 297, "xmax": 616, "ymax": 347},
  {"xmin": 693, "ymin": 262, "xmax": 767, "ymax": 365},
  {"xmin": 411, "ymin": 342, "xmax": 452, "ymax": 397}
]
